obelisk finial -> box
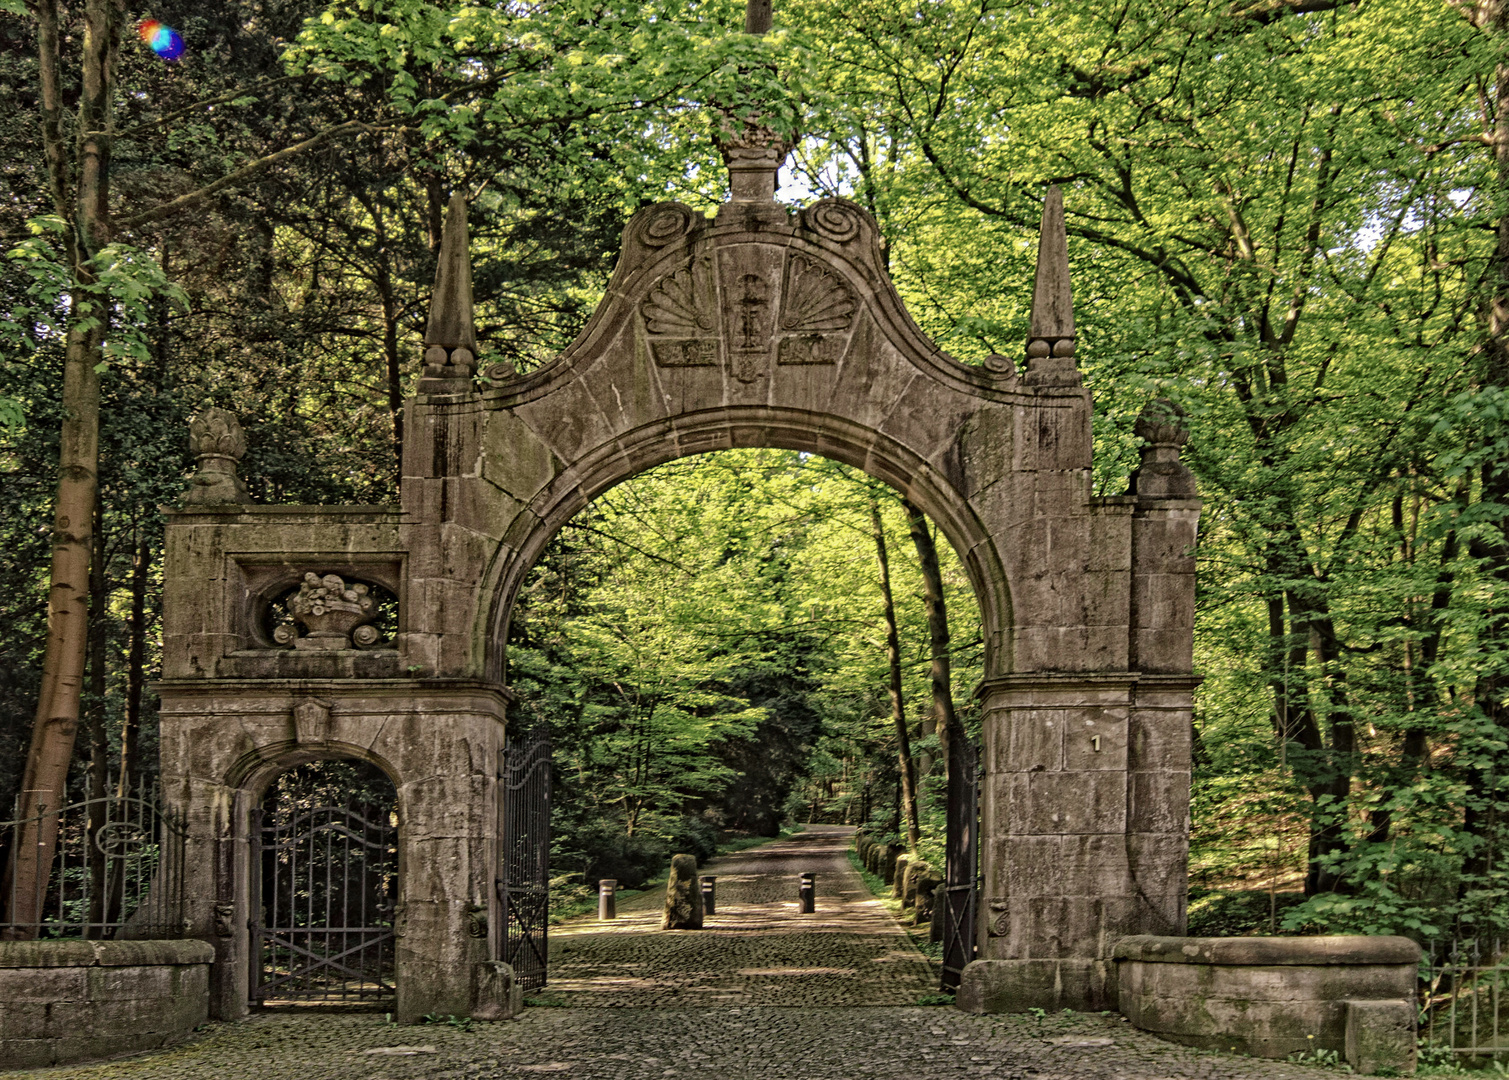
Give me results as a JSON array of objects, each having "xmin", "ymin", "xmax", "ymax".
[
  {"xmin": 1023, "ymin": 186, "xmax": 1081, "ymax": 387},
  {"xmin": 419, "ymin": 193, "xmax": 478, "ymax": 392}
]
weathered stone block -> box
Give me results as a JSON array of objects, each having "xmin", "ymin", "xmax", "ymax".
[
  {"xmin": 1062, "ymin": 709, "xmax": 1128, "ymax": 771},
  {"xmin": 1345, "ymin": 998, "xmax": 1415, "ymax": 1076},
  {"xmin": 471, "ymin": 961, "xmax": 524, "ymax": 1020},
  {"xmin": 1128, "ymin": 708, "xmax": 1193, "ymax": 772},
  {"xmin": 892, "ymin": 854, "xmax": 911, "ymax": 899},
  {"xmin": 1114, "ymin": 935, "xmax": 1420, "ymax": 1064},
  {"xmin": 662, "ymin": 853, "xmax": 704, "ymax": 929},
  {"xmin": 902, "ymin": 859, "xmax": 932, "ymax": 909},
  {"xmin": 957, "ymin": 958, "xmax": 1115, "ymax": 1014},
  {"xmin": 1022, "ymin": 770, "xmax": 1127, "ymax": 835}
]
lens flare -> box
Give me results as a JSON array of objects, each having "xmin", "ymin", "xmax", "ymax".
[{"xmin": 137, "ymin": 20, "xmax": 185, "ymax": 62}]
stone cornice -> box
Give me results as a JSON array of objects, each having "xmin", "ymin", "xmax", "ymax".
[
  {"xmin": 152, "ymin": 676, "xmax": 516, "ymax": 705},
  {"xmin": 974, "ymin": 671, "xmax": 1203, "ymax": 699}
]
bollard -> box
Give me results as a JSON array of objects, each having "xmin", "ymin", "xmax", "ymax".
[
  {"xmin": 598, "ymin": 879, "xmax": 617, "ymax": 920},
  {"xmin": 798, "ymin": 872, "xmax": 815, "ymax": 913},
  {"xmin": 700, "ymin": 875, "xmax": 717, "ymax": 916}
]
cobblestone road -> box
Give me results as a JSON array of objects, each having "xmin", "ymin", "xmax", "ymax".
[
  {"xmin": 545, "ymin": 823, "xmax": 937, "ymax": 1006},
  {"xmin": 7, "ymin": 826, "xmax": 1331, "ymax": 1080}
]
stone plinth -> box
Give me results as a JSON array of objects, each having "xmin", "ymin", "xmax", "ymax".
[{"xmin": 1113, "ymin": 935, "xmax": 1419, "ymax": 1073}]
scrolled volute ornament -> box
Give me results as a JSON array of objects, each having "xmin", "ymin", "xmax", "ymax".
[
  {"xmin": 184, "ymin": 406, "xmax": 252, "ymax": 506},
  {"xmin": 275, "ymin": 572, "xmax": 382, "ymax": 651},
  {"xmin": 802, "ymin": 199, "xmax": 866, "ymax": 245},
  {"xmin": 633, "ymin": 202, "xmax": 700, "ymax": 249},
  {"xmin": 1130, "ymin": 398, "xmax": 1198, "ymax": 498}
]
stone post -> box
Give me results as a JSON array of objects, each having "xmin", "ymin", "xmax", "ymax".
[
  {"xmin": 598, "ymin": 880, "xmax": 617, "ymax": 921},
  {"xmin": 662, "ymin": 855, "xmax": 704, "ymax": 929},
  {"xmin": 798, "ymin": 873, "xmax": 815, "ymax": 913},
  {"xmin": 700, "ymin": 876, "xmax": 717, "ymax": 916}
]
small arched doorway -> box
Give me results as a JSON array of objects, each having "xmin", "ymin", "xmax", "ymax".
[{"xmin": 249, "ymin": 758, "xmax": 399, "ymax": 1009}]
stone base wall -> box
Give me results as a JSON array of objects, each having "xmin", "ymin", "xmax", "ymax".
[
  {"xmin": 1113, "ymin": 935, "xmax": 1418, "ymax": 1075},
  {"xmin": 0, "ymin": 939, "xmax": 214, "ymax": 1070}
]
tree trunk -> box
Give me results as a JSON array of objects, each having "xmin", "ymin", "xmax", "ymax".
[
  {"xmin": 119, "ymin": 525, "xmax": 149, "ymax": 798},
  {"xmin": 85, "ymin": 501, "xmax": 109, "ymax": 934},
  {"xmin": 902, "ymin": 498, "xmax": 973, "ymax": 893},
  {"xmin": 871, "ymin": 497, "xmax": 920, "ymax": 851},
  {"xmin": 6, "ymin": 0, "xmax": 119, "ymax": 933}
]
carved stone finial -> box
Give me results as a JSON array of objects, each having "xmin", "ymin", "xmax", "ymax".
[
  {"xmin": 1023, "ymin": 185, "xmax": 1081, "ymax": 388},
  {"xmin": 420, "ymin": 193, "xmax": 479, "ymax": 393},
  {"xmin": 714, "ymin": 0, "xmax": 792, "ymax": 217},
  {"xmin": 184, "ymin": 406, "xmax": 252, "ymax": 505},
  {"xmin": 1130, "ymin": 398, "xmax": 1198, "ymax": 498},
  {"xmin": 273, "ymin": 572, "xmax": 381, "ymax": 650}
]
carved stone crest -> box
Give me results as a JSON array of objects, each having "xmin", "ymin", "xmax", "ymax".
[
  {"xmin": 291, "ymin": 697, "xmax": 332, "ymax": 744},
  {"xmin": 731, "ymin": 272, "xmax": 772, "ymax": 382}
]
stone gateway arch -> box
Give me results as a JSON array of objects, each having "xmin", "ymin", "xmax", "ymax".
[{"xmin": 156, "ymin": 139, "xmax": 1200, "ymax": 1021}]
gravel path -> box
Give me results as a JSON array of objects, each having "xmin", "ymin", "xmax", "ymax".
[{"xmin": 5, "ymin": 825, "xmax": 1333, "ymax": 1080}]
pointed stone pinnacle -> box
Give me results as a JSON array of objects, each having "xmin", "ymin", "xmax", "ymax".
[
  {"xmin": 1023, "ymin": 185, "xmax": 1081, "ymax": 387},
  {"xmin": 1029, "ymin": 186, "xmax": 1074, "ymax": 347},
  {"xmin": 424, "ymin": 193, "xmax": 477, "ymax": 354}
]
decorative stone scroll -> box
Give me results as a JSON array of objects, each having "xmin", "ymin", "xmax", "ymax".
[{"xmin": 273, "ymin": 572, "xmax": 382, "ymax": 650}]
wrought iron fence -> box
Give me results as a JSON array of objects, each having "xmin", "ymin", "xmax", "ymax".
[
  {"xmin": 0, "ymin": 785, "xmax": 187, "ymax": 940},
  {"xmin": 1421, "ymin": 937, "xmax": 1509, "ymax": 1064}
]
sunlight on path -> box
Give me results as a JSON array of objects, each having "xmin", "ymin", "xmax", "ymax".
[{"xmin": 544, "ymin": 824, "xmax": 939, "ymax": 1006}]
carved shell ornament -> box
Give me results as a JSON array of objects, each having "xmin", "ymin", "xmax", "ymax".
[
  {"xmin": 642, "ymin": 268, "xmax": 714, "ymax": 335},
  {"xmin": 780, "ymin": 254, "xmax": 856, "ymax": 333}
]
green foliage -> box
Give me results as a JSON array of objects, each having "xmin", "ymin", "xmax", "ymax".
[
  {"xmin": 420, "ymin": 1013, "xmax": 473, "ymax": 1030},
  {"xmin": 2, "ymin": 0, "xmax": 1507, "ymax": 943},
  {"xmin": 513, "ymin": 449, "xmax": 981, "ymax": 886}
]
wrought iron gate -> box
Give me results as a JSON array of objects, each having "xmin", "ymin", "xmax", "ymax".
[
  {"xmin": 498, "ymin": 724, "xmax": 551, "ymax": 990},
  {"xmin": 941, "ymin": 740, "xmax": 980, "ymax": 991},
  {"xmin": 250, "ymin": 797, "xmax": 397, "ymax": 1006}
]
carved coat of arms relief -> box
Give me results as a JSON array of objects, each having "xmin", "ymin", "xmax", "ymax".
[{"xmin": 639, "ymin": 245, "xmax": 859, "ymax": 383}]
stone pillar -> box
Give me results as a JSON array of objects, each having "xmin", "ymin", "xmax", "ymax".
[
  {"xmin": 968, "ymin": 673, "xmax": 1140, "ymax": 1012},
  {"xmin": 962, "ymin": 675, "xmax": 1194, "ymax": 1013}
]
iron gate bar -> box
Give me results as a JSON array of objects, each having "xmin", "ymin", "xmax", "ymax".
[
  {"xmin": 251, "ymin": 796, "xmax": 397, "ymax": 1006},
  {"xmin": 498, "ymin": 725, "xmax": 551, "ymax": 990},
  {"xmin": 0, "ymin": 784, "xmax": 187, "ymax": 941},
  {"xmin": 941, "ymin": 739, "xmax": 980, "ymax": 991}
]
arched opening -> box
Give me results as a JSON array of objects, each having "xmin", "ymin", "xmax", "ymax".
[
  {"xmin": 248, "ymin": 758, "xmax": 399, "ymax": 1010},
  {"xmin": 497, "ymin": 447, "xmax": 986, "ymax": 1003},
  {"xmin": 480, "ymin": 406, "xmax": 1016, "ymax": 687}
]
